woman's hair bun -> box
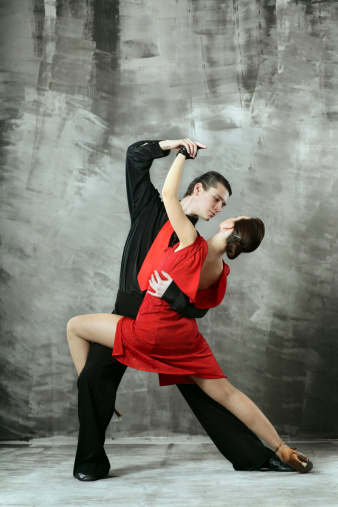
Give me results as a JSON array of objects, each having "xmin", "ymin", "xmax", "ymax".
[
  {"xmin": 225, "ymin": 241, "xmax": 242, "ymax": 260},
  {"xmin": 225, "ymin": 217, "xmax": 265, "ymax": 260}
]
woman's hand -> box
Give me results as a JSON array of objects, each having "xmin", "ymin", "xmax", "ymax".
[
  {"xmin": 159, "ymin": 139, "xmax": 207, "ymax": 159},
  {"xmin": 147, "ymin": 270, "xmax": 173, "ymax": 298}
]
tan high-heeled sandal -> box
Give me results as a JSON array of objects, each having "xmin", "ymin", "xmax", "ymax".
[{"xmin": 275, "ymin": 442, "xmax": 313, "ymax": 474}]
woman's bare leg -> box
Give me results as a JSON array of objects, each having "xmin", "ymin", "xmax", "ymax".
[
  {"xmin": 67, "ymin": 313, "xmax": 123, "ymax": 375},
  {"xmin": 191, "ymin": 377, "xmax": 284, "ymax": 455},
  {"xmin": 191, "ymin": 376, "xmax": 313, "ymax": 472}
]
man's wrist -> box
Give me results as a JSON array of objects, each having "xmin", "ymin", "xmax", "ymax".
[{"xmin": 161, "ymin": 281, "xmax": 181, "ymax": 304}]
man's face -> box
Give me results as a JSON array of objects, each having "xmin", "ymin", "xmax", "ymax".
[{"xmin": 193, "ymin": 182, "xmax": 229, "ymax": 221}]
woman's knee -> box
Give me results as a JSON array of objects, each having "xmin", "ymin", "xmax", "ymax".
[{"xmin": 67, "ymin": 315, "xmax": 81, "ymax": 340}]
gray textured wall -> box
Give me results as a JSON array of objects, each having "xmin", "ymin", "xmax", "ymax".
[{"xmin": 1, "ymin": 0, "xmax": 337, "ymax": 441}]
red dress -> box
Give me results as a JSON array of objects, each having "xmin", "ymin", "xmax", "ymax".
[{"xmin": 113, "ymin": 222, "xmax": 229, "ymax": 386}]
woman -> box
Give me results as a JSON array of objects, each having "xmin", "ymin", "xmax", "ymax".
[{"xmin": 67, "ymin": 144, "xmax": 313, "ymax": 474}]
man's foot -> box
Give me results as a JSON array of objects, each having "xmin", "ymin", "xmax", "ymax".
[
  {"xmin": 74, "ymin": 472, "xmax": 109, "ymax": 481},
  {"xmin": 259, "ymin": 454, "xmax": 297, "ymax": 472}
]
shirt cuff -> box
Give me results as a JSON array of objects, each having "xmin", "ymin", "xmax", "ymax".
[
  {"xmin": 161, "ymin": 281, "xmax": 181, "ymax": 304},
  {"xmin": 149, "ymin": 141, "xmax": 171, "ymax": 159}
]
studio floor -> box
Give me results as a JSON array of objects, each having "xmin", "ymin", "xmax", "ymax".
[{"xmin": 1, "ymin": 437, "xmax": 337, "ymax": 507}]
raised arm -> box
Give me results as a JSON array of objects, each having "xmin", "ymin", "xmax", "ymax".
[
  {"xmin": 126, "ymin": 139, "xmax": 203, "ymax": 220},
  {"xmin": 126, "ymin": 140, "xmax": 170, "ymax": 220},
  {"xmin": 161, "ymin": 153, "xmax": 198, "ymax": 248}
]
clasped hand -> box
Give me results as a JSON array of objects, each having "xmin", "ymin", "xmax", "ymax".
[
  {"xmin": 159, "ymin": 139, "xmax": 207, "ymax": 159},
  {"xmin": 147, "ymin": 270, "xmax": 173, "ymax": 298}
]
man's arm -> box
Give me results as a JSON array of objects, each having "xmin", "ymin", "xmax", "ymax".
[
  {"xmin": 126, "ymin": 138, "xmax": 202, "ymax": 220},
  {"xmin": 147, "ymin": 270, "xmax": 208, "ymax": 319},
  {"xmin": 126, "ymin": 140, "xmax": 170, "ymax": 220},
  {"xmin": 162, "ymin": 281, "xmax": 208, "ymax": 319}
]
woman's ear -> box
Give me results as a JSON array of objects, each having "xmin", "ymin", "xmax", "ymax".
[
  {"xmin": 194, "ymin": 183, "xmax": 202, "ymax": 195},
  {"xmin": 222, "ymin": 223, "xmax": 234, "ymax": 231},
  {"xmin": 222, "ymin": 223, "xmax": 235, "ymax": 240}
]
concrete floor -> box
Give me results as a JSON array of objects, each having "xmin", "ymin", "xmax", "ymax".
[{"xmin": 1, "ymin": 437, "xmax": 337, "ymax": 507}]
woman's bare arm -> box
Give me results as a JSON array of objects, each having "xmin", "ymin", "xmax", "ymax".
[{"xmin": 162, "ymin": 152, "xmax": 198, "ymax": 248}]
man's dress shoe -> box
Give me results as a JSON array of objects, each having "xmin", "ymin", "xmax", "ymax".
[
  {"xmin": 74, "ymin": 472, "xmax": 108, "ymax": 481},
  {"xmin": 259, "ymin": 454, "xmax": 297, "ymax": 472}
]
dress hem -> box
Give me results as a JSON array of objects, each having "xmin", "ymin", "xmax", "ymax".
[{"xmin": 113, "ymin": 352, "xmax": 226, "ymax": 387}]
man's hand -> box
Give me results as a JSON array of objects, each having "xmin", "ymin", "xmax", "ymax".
[
  {"xmin": 147, "ymin": 270, "xmax": 173, "ymax": 298},
  {"xmin": 159, "ymin": 139, "xmax": 207, "ymax": 159}
]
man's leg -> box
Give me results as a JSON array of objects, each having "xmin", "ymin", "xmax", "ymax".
[
  {"xmin": 73, "ymin": 342, "xmax": 127, "ymax": 479},
  {"xmin": 177, "ymin": 384, "xmax": 274, "ymax": 471}
]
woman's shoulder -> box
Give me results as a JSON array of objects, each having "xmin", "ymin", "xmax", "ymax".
[
  {"xmin": 188, "ymin": 234, "xmax": 207, "ymax": 256},
  {"xmin": 174, "ymin": 234, "xmax": 206, "ymax": 254}
]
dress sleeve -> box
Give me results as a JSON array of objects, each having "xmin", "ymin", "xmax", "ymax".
[
  {"xmin": 125, "ymin": 140, "xmax": 170, "ymax": 220},
  {"xmin": 194, "ymin": 262, "xmax": 230, "ymax": 309},
  {"xmin": 169, "ymin": 237, "xmax": 208, "ymax": 303}
]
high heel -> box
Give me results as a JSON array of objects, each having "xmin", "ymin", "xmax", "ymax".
[{"xmin": 275, "ymin": 442, "xmax": 313, "ymax": 474}]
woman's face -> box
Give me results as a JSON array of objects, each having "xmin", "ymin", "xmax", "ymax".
[{"xmin": 218, "ymin": 216, "xmax": 251, "ymax": 233}]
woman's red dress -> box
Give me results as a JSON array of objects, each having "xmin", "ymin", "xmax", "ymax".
[{"xmin": 113, "ymin": 223, "xmax": 229, "ymax": 386}]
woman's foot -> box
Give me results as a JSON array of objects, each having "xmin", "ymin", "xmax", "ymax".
[{"xmin": 275, "ymin": 443, "xmax": 313, "ymax": 474}]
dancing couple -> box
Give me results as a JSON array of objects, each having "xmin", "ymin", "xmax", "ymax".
[{"xmin": 68, "ymin": 138, "xmax": 313, "ymax": 480}]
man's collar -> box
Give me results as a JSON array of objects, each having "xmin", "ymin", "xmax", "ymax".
[
  {"xmin": 187, "ymin": 215, "xmax": 199, "ymax": 226},
  {"xmin": 168, "ymin": 215, "xmax": 199, "ymax": 247}
]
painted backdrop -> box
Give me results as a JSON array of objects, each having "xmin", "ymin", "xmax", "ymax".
[{"xmin": 1, "ymin": 0, "xmax": 337, "ymax": 440}]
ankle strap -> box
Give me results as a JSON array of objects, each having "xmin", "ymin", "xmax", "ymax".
[{"xmin": 274, "ymin": 442, "xmax": 286, "ymax": 453}]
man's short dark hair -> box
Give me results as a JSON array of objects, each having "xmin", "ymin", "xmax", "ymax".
[{"xmin": 183, "ymin": 171, "xmax": 232, "ymax": 197}]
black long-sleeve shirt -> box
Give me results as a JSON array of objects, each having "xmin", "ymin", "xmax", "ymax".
[{"xmin": 115, "ymin": 140, "xmax": 208, "ymax": 319}]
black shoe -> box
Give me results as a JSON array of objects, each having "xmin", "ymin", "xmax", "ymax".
[
  {"xmin": 74, "ymin": 471, "xmax": 109, "ymax": 481},
  {"xmin": 259, "ymin": 454, "xmax": 297, "ymax": 472}
]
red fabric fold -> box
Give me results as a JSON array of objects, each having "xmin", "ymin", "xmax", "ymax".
[
  {"xmin": 194, "ymin": 261, "xmax": 230, "ymax": 309},
  {"xmin": 168, "ymin": 237, "xmax": 208, "ymax": 302}
]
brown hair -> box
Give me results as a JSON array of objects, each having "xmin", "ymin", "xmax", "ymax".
[
  {"xmin": 225, "ymin": 218, "xmax": 265, "ymax": 260},
  {"xmin": 184, "ymin": 171, "xmax": 232, "ymax": 197}
]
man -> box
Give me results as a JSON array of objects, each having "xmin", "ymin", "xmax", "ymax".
[{"xmin": 74, "ymin": 138, "xmax": 293, "ymax": 480}]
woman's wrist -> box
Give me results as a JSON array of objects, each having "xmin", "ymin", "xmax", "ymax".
[{"xmin": 176, "ymin": 146, "xmax": 198, "ymax": 159}]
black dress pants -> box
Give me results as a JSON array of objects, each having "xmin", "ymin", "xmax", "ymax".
[{"xmin": 73, "ymin": 344, "xmax": 273, "ymax": 476}]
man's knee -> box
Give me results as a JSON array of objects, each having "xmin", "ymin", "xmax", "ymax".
[
  {"xmin": 77, "ymin": 353, "xmax": 127, "ymax": 393},
  {"xmin": 77, "ymin": 360, "xmax": 103, "ymax": 390}
]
